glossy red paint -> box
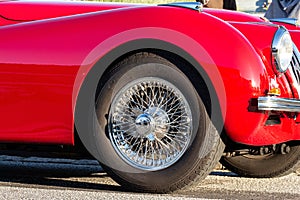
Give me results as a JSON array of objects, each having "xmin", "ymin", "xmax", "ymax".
[
  {"xmin": 0, "ymin": 1, "xmax": 134, "ymax": 21},
  {"xmin": 0, "ymin": 1, "xmax": 299, "ymax": 146},
  {"xmin": 230, "ymin": 22, "xmax": 295, "ymax": 98},
  {"xmin": 204, "ymin": 8, "xmax": 265, "ymax": 23},
  {"xmin": 272, "ymin": 22, "xmax": 300, "ymax": 31}
]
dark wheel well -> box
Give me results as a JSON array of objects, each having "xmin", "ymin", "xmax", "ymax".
[{"xmin": 96, "ymin": 49, "xmax": 213, "ymax": 120}]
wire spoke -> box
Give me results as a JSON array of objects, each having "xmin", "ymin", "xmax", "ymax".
[{"xmin": 108, "ymin": 77, "xmax": 192, "ymax": 171}]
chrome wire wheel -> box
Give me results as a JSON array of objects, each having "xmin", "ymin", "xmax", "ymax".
[
  {"xmin": 93, "ymin": 53, "xmax": 224, "ymax": 192},
  {"xmin": 108, "ymin": 77, "xmax": 193, "ymax": 171}
]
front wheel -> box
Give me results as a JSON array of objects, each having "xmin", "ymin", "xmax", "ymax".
[{"xmin": 94, "ymin": 52, "xmax": 224, "ymax": 193}]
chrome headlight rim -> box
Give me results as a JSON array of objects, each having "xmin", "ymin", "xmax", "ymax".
[{"xmin": 272, "ymin": 26, "xmax": 294, "ymax": 73}]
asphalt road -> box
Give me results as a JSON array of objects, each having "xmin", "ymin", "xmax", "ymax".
[{"xmin": 0, "ymin": 155, "xmax": 299, "ymax": 200}]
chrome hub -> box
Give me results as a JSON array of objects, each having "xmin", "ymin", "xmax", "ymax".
[{"xmin": 135, "ymin": 113, "xmax": 155, "ymax": 137}]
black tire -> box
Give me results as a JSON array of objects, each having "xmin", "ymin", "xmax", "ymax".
[
  {"xmin": 93, "ymin": 52, "xmax": 224, "ymax": 193},
  {"xmin": 221, "ymin": 145, "xmax": 300, "ymax": 178}
]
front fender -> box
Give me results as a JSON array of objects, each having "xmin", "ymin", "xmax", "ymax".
[
  {"xmin": 73, "ymin": 6, "xmax": 270, "ymax": 146},
  {"xmin": 74, "ymin": 37, "xmax": 226, "ymax": 157}
]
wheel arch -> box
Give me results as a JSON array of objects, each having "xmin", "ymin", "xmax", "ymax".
[{"xmin": 73, "ymin": 39, "xmax": 225, "ymax": 157}]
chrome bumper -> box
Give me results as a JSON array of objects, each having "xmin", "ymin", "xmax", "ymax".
[{"xmin": 258, "ymin": 96, "xmax": 300, "ymax": 112}]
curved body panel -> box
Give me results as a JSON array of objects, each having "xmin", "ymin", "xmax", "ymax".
[{"xmin": 0, "ymin": 1, "xmax": 299, "ymax": 146}]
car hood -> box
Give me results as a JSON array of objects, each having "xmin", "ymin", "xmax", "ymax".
[{"xmin": 204, "ymin": 7, "xmax": 300, "ymax": 49}]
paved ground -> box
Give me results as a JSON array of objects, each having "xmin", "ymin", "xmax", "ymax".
[{"xmin": 0, "ymin": 155, "xmax": 299, "ymax": 199}]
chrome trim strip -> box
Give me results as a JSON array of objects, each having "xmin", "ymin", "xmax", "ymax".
[
  {"xmin": 270, "ymin": 18, "xmax": 299, "ymax": 27},
  {"xmin": 294, "ymin": 43, "xmax": 300, "ymax": 60},
  {"xmin": 288, "ymin": 44, "xmax": 300, "ymax": 96},
  {"xmin": 159, "ymin": 2, "xmax": 203, "ymax": 12},
  {"xmin": 258, "ymin": 96, "xmax": 300, "ymax": 112}
]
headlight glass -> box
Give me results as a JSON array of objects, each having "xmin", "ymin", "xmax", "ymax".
[{"xmin": 272, "ymin": 27, "xmax": 293, "ymax": 73}]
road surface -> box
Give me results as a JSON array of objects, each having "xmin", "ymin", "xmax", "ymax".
[{"xmin": 0, "ymin": 155, "xmax": 299, "ymax": 199}]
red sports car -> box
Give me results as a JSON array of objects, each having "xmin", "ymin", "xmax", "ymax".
[{"xmin": 0, "ymin": 0, "xmax": 299, "ymax": 193}]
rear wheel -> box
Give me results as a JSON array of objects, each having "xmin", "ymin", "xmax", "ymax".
[
  {"xmin": 221, "ymin": 143, "xmax": 300, "ymax": 177},
  {"xmin": 94, "ymin": 52, "xmax": 224, "ymax": 193}
]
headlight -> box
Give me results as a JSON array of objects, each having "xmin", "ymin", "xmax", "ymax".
[{"xmin": 272, "ymin": 27, "xmax": 293, "ymax": 73}]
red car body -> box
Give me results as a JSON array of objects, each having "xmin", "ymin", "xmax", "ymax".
[
  {"xmin": 0, "ymin": 0, "xmax": 299, "ymax": 145},
  {"xmin": 0, "ymin": 0, "xmax": 300, "ymax": 193}
]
